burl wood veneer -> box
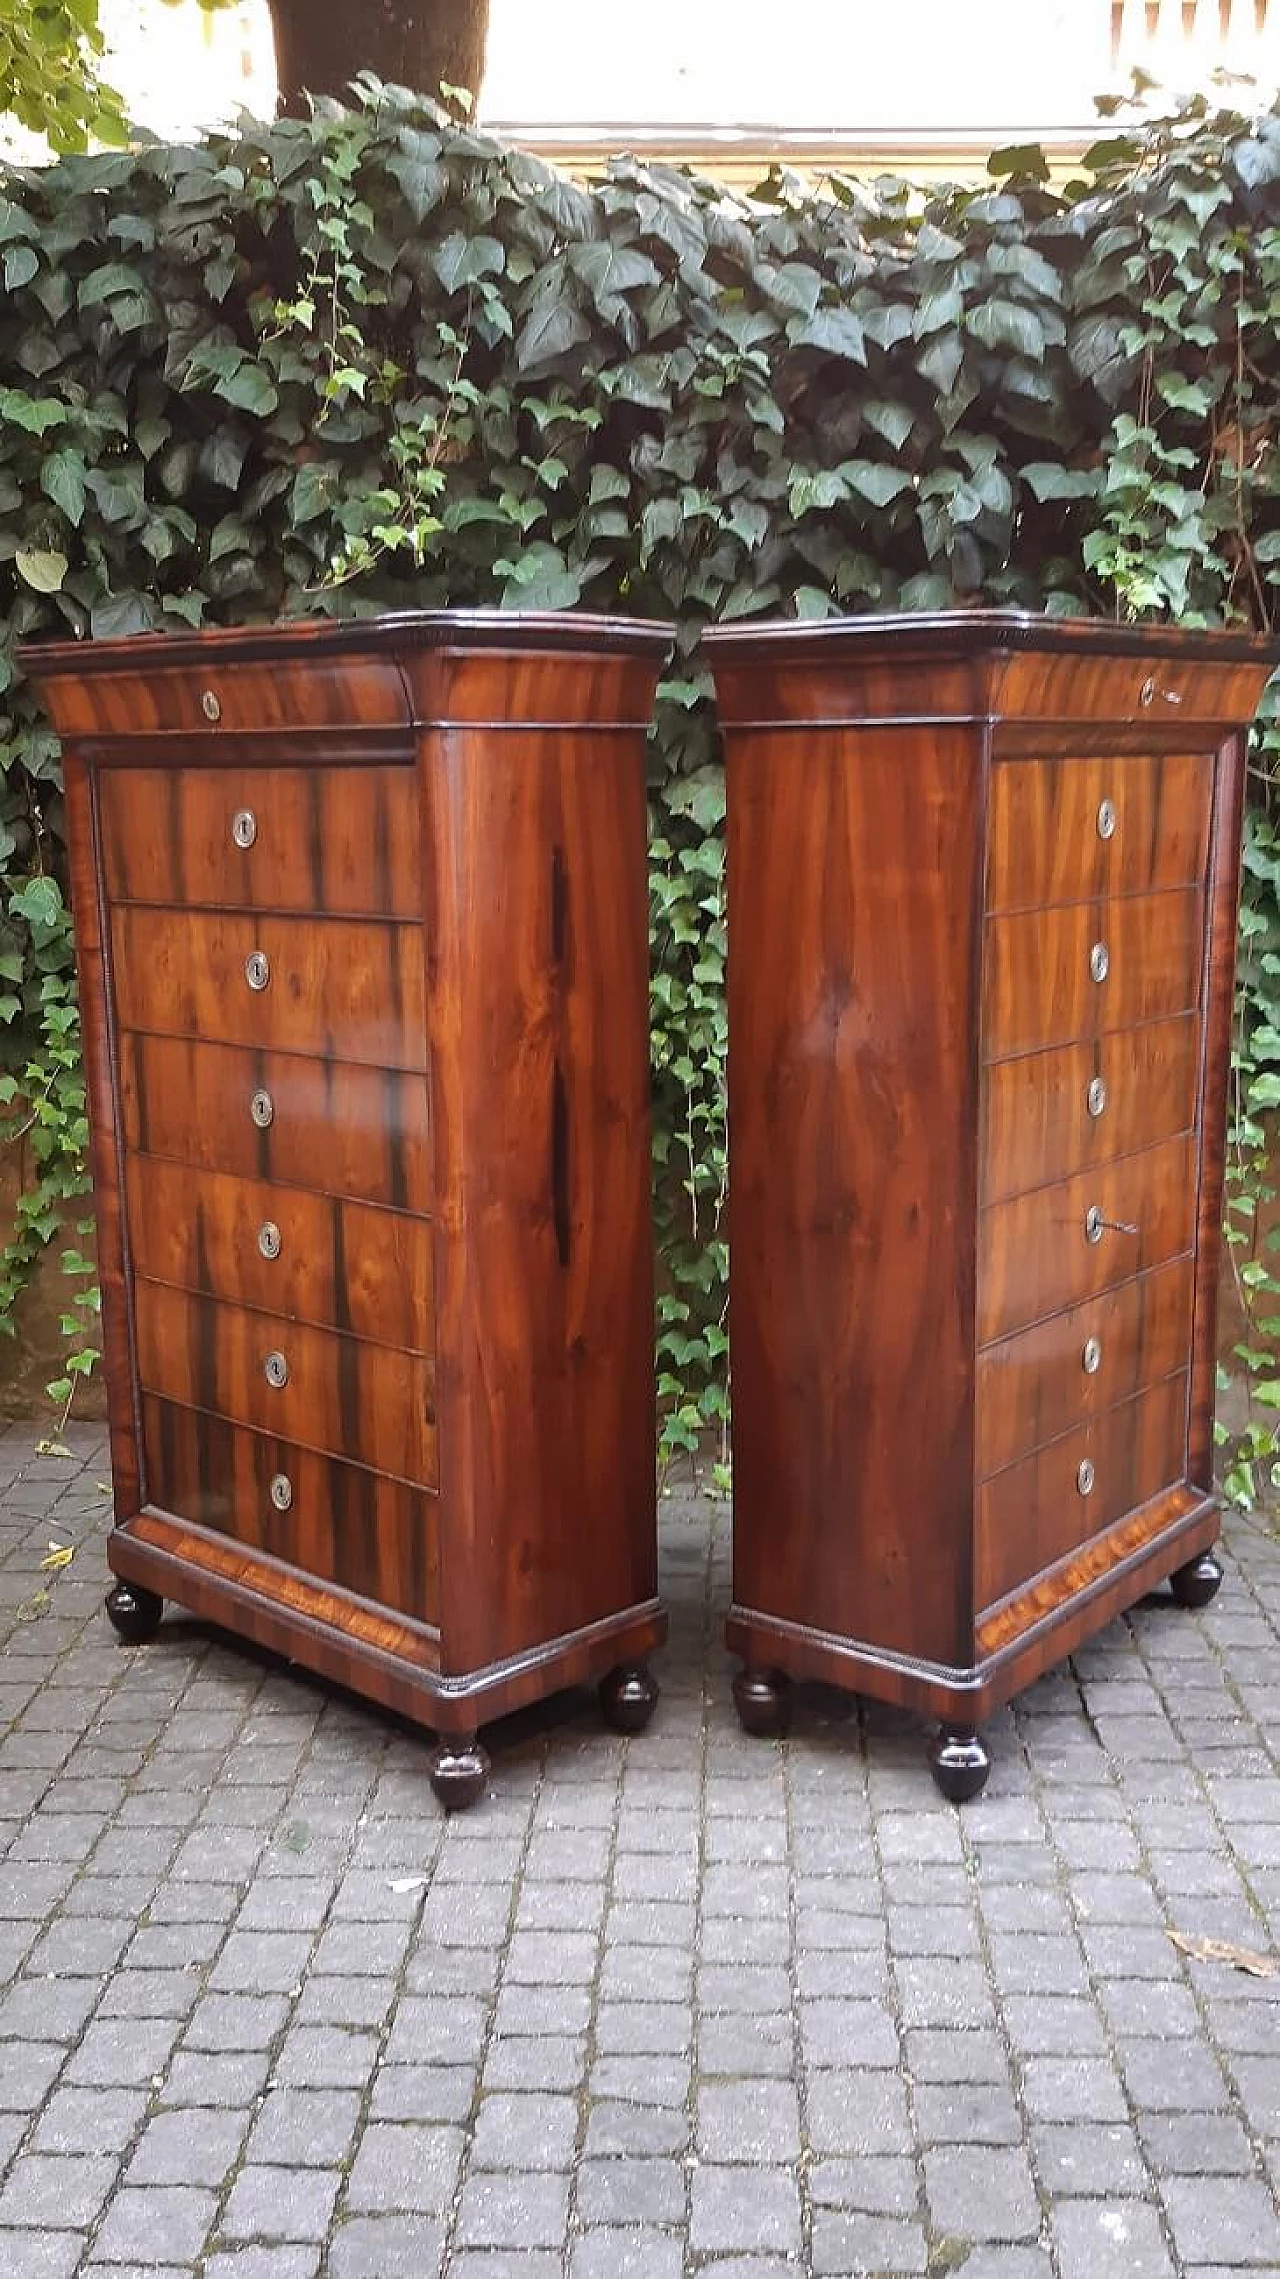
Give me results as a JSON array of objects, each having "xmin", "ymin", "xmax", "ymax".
[
  {"xmin": 705, "ymin": 611, "xmax": 1276, "ymax": 1799},
  {"xmin": 30, "ymin": 613, "xmax": 672, "ymax": 1808}
]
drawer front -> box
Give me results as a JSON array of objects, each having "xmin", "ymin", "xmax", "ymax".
[
  {"xmin": 111, "ymin": 908, "xmax": 427, "ymax": 1072},
  {"xmin": 100, "ymin": 765, "xmax": 420, "ymax": 918},
  {"xmin": 984, "ymin": 890, "xmax": 1202, "ymax": 1061},
  {"xmin": 976, "ymin": 1372, "xmax": 1188, "ymax": 1611},
  {"xmin": 978, "ymin": 1131, "xmax": 1197, "ymax": 1346},
  {"xmin": 986, "ymin": 752, "xmax": 1211, "ymax": 914},
  {"xmin": 119, "ymin": 1035, "xmax": 431, "ymax": 1213},
  {"xmin": 125, "ymin": 1157, "xmax": 432, "ymax": 1355},
  {"xmin": 141, "ymin": 1395, "xmax": 439, "ymax": 1627},
  {"xmin": 49, "ymin": 654, "xmax": 409, "ymax": 739},
  {"xmin": 981, "ymin": 1014, "xmax": 1198, "ymax": 1205},
  {"xmin": 977, "ymin": 1256, "xmax": 1194, "ymax": 1480},
  {"xmin": 133, "ymin": 1282, "xmax": 436, "ymax": 1489}
]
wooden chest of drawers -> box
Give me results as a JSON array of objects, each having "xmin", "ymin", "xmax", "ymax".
[
  {"xmin": 705, "ymin": 611, "xmax": 1276, "ymax": 1798},
  {"xmin": 31, "ymin": 613, "xmax": 671, "ymax": 1808}
]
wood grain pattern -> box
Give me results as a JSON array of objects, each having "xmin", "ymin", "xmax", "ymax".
[
  {"xmin": 980, "ymin": 1013, "xmax": 1197, "ymax": 1205},
  {"xmin": 133, "ymin": 1275, "xmax": 436, "ymax": 1490},
  {"xmin": 125, "ymin": 1157, "xmax": 432, "ymax": 1353},
  {"xmin": 119, "ymin": 1034, "xmax": 431, "ymax": 1212},
  {"xmin": 111, "ymin": 907, "xmax": 427, "ymax": 1071},
  {"xmin": 141, "ymin": 1395, "xmax": 440, "ymax": 1624},
  {"xmin": 423, "ymin": 719, "xmax": 658, "ymax": 1675},
  {"xmin": 100, "ymin": 764, "xmax": 420, "ymax": 916},
  {"xmin": 707, "ymin": 613, "xmax": 1274, "ymax": 1777},
  {"xmin": 977, "ymin": 1255, "xmax": 1194, "ymax": 1478},
  {"xmin": 976, "ymin": 1371, "xmax": 1188, "ymax": 1610},
  {"xmin": 983, "ymin": 888, "xmax": 1203, "ymax": 1060},
  {"xmin": 978, "ymin": 1131, "xmax": 1196, "ymax": 1346},
  {"xmin": 985, "ymin": 751, "xmax": 1211, "ymax": 913},
  {"xmin": 30, "ymin": 613, "xmax": 671, "ymax": 1772},
  {"xmin": 725, "ymin": 724, "xmax": 981, "ymax": 1668}
]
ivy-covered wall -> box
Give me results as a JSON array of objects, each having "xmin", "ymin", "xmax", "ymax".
[{"xmin": 2, "ymin": 80, "xmax": 1280, "ymax": 1488}]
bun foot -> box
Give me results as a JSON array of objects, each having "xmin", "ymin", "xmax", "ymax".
[
  {"xmin": 930, "ymin": 1727, "xmax": 990, "ymax": 1803},
  {"xmin": 427, "ymin": 1733, "xmax": 490, "ymax": 1813},
  {"xmin": 733, "ymin": 1666, "xmax": 793, "ymax": 1739},
  {"xmin": 1170, "ymin": 1550, "xmax": 1223, "ymax": 1610},
  {"xmin": 105, "ymin": 1581, "xmax": 164, "ymax": 1645},
  {"xmin": 599, "ymin": 1662, "xmax": 659, "ymax": 1736}
]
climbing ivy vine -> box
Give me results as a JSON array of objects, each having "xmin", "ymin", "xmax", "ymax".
[{"xmin": 3, "ymin": 79, "xmax": 1280, "ymax": 1487}]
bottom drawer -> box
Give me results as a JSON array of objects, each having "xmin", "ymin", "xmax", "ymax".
[
  {"xmin": 976, "ymin": 1372, "xmax": 1188, "ymax": 1612},
  {"xmin": 142, "ymin": 1397, "xmax": 440, "ymax": 1629}
]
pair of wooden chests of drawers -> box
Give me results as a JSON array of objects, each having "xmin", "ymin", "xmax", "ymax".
[{"xmin": 32, "ymin": 610, "xmax": 1275, "ymax": 1804}]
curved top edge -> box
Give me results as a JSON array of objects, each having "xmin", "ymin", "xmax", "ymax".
[
  {"xmin": 702, "ymin": 609, "xmax": 1279, "ymax": 666},
  {"xmin": 25, "ymin": 609, "xmax": 675, "ymax": 679}
]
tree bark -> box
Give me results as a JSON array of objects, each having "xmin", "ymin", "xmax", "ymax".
[{"xmin": 267, "ymin": 0, "xmax": 491, "ymax": 113}]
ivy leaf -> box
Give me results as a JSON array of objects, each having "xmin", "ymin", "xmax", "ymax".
[
  {"xmin": 515, "ymin": 296, "xmax": 591, "ymax": 374},
  {"xmin": 432, "ymin": 232, "xmax": 506, "ymax": 291},
  {"xmin": 40, "ymin": 451, "xmax": 87, "ymax": 528},
  {"xmin": 15, "ymin": 549, "xmax": 68, "ymax": 594},
  {"xmin": 842, "ymin": 461, "xmax": 916, "ymax": 509},
  {"xmin": 787, "ymin": 306, "xmax": 867, "ymax": 364}
]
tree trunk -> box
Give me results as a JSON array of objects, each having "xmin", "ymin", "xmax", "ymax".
[{"xmin": 267, "ymin": 0, "xmax": 491, "ymax": 112}]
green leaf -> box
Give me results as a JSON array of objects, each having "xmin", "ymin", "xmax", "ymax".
[
  {"xmin": 842, "ymin": 461, "xmax": 916, "ymax": 510},
  {"xmin": 788, "ymin": 305, "xmax": 867, "ymax": 364},
  {"xmin": 40, "ymin": 450, "xmax": 87, "ymax": 528},
  {"xmin": 432, "ymin": 232, "xmax": 506, "ymax": 291},
  {"xmin": 15, "ymin": 549, "xmax": 68, "ymax": 594},
  {"xmin": 515, "ymin": 297, "xmax": 591, "ymax": 374}
]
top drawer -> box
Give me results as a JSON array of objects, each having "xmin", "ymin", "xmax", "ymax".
[
  {"xmin": 99, "ymin": 765, "xmax": 420, "ymax": 919},
  {"xmin": 46, "ymin": 655, "xmax": 409, "ymax": 741},
  {"xmin": 986, "ymin": 753, "xmax": 1212, "ymax": 914}
]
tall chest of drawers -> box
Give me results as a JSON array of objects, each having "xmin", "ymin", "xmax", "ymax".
[
  {"xmin": 705, "ymin": 612, "xmax": 1276, "ymax": 1797},
  {"xmin": 32, "ymin": 613, "xmax": 670, "ymax": 1808}
]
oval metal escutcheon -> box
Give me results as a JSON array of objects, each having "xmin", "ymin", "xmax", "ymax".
[
  {"xmin": 1077, "ymin": 1458, "xmax": 1096, "ymax": 1496},
  {"xmin": 245, "ymin": 951, "xmax": 270, "ymax": 992},
  {"xmin": 201, "ymin": 688, "xmax": 222, "ymax": 722},
  {"xmin": 231, "ymin": 808, "xmax": 257, "ymax": 850},
  {"xmin": 1087, "ymin": 1076, "xmax": 1107, "ymax": 1119},
  {"xmin": 250, "ymin": 1088, "xmax": 274, "ymax": 1129},
  {"xmin": 1097, "ymin": 797, "xmax": 1117, "ymax": 841},
  {"xmin": 269, "ymin": 1473, "xmax": 293, "ymax": 1512},
  {"xmin": 1085, "ymin": 1205, "xmax": 1104, "ymax": 1244},
  {"xmin": 264, "ymin": 1350, "xmax": 289, "ymax": 1389},
  {"xmin": 257, "ymin": 1220, "xmax": 281, "ymax": 1261},
  {"xmin": 1082, "ymin": 1336, "xmax": 1102, "ymax": 1375},
  {"xmin": 1089, "ymin": 940, "xmax": 1110, "ymax": 984}
]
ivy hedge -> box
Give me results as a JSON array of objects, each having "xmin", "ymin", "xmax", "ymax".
[{"xmin": 3, "ymin": 78, "xmax": 1280, "ymax": 1488}]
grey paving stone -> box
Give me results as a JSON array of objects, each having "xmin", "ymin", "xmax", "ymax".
[
  {"xmin": 923, "ymin": 2145, "xmax": 1041, "ymax": 2241},
  {"xmin": 696, "ymin": 2078, "xmax": 800, "ymax": 2162},
  {"xmin": 688, "ymin": 2165, "xmax": 801, "ymax": 2255},
  {"xmin": 1032, "ymin": 2121, "xmax": 1149, "ymax": 2196},
  {"xmin": 0, "ymin": 2150, "xmax": 117, "ymax": 2227},
  {"xmin": 0, "ymin": 2233, "xmax": 84, "ymax": 2279},
  {"xmin": 1052, "ymin": 2198, "xmax": 1177, "ymax": 2279},
  {"xmin": 326, "ymin": 2215, "xmax": 445, "ymax": 2277},
  {"xmin": 569, "ymin": 2232, "xmax": 683, "ymax": 2279},
  {"xmin": 221, "ymin": 2164, "xmax": 342, "ymax": 2241},
  {"xmin": 247, "ymin": 2090, "xmax": 363, "ymax": 2168},
  {"xmin": 577, "ymin": 2155, "xmax": 686, "ymax": 2225},
  {"xmin": 1161, "ymin": 2176, "xmax": 1280, "ymax": 2264},
  {"xmin": 811, "ymin": 2208, "xmax": 928, "ymax": 2274},
  {"xmin": 453, "ymin": 2172, "xmax": 570, "ymax": 2250},
  {"xmin": 92, "ymin": 2184, "xmax": 219, "ymax": 2263}
]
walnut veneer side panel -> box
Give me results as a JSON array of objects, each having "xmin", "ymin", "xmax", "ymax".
[
  {"xmin": 421, "ymin": 690, "xmax": 658, "ymax": 1677},
  {"xmin": 725, "ymin": 714, "xmax": 983, "ymax": 1668}
]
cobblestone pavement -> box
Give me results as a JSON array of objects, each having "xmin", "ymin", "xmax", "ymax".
[{"xmin": 0, "ymin": 1423, "xmax": 1277, "ymax": 2277}]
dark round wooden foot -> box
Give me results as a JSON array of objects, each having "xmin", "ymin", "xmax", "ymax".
[
  {"xmin": 929, "ymin": 1727, "xmax": 991, "ymax": 1803},
  {"xmin": 427, "ymin": 1734, "xmax": 490, "ymax": 1813},
  {"xmin": 105, "ymin": 1581, "xmax": 164, "ymax": 1645},
  {"xmin": 733, "ymin": 1666, "xmax": 793, "ymax": 1739},
  {"xmin": 1170, "ymin": 1550, "xmax": 1223, "ymax": 1610},
  {"xmin": 599, "ymin": 1663, "xmax": 659, "ymax": 1736}
]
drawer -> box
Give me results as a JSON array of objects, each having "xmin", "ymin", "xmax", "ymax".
[
  {"xmin": 976, "ymin": 1371, "xmax": 1188, "ymax": 1611},
  {"xmin": 100, "ymin": 765, "xmax": 420, "ymax": 918},
  {"xmin": 986, "ymin": 752, "xmax": 1211, "ymax": 913},
  {"xmin": 981, "ymin": 1014, "xmax": 1198, "ymax": 1204},
  {"xmin": 125, "ymin": 1158, "xmax": 433, "ymax": 1355},
  {"xmin": 119, "ymin": 1035, "xmax": 430, "ymax": 1212},
  {"xmin": 978, "ymin": 1130, "xmax": 1196, "ymax": 1346},
  {"xmin": 47, "ymin": 653, "xmax": 409, "ymax": 740},
  {"xmin": 141, "ymin": 1396, "xmax": 440, "ymax": 1627},
  {"xmin": 133, "ymin": 1282, "xmax": 436, "ymax": 1490},
  {"xmin": 111, "ymin": 908, "xmax": 427, "ymax": 1073},
  {"xmin": 977, "ymin": 1256, "xmax": 1194, "ymax": 1479},
  {"xmin": 984, "ymin": 889, "xmax": 1202, "ymax": 1061}
]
